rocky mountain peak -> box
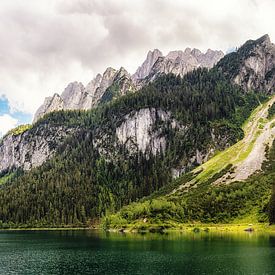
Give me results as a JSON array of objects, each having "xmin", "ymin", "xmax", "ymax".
[
  {"xmin": 86, "ymin": 73, "xmax": 102, "ymax": 94},
  {"xmin": 141, "ymin": 47, "xmax": 224, "ymax": 84},
  {"xmin": 100, "ymin": 67, "xmax": 117, "ymax": 89},
  {"xmin": 33, "ymin": 93, "xmax": 64, "ymax": 123},
  {"xmin": 60, "ymin": 81, "xmax": 85, "ymax": 110},
  {"xmin": 191, "ymin": 48, "xmax": 202, "ymax": 58},
  {"xmin": 132, "ymin": 49, "xmax": 163, "ymax": 81},
  {"xmin": 166, "ymin": 50, "xmax": 184, "ymax": 60},
  {"xmin": 217, "ymin": 34, "xmax": 274, "ymax": 94},
  {"xmin": 254, "ymin": 34, "xmax": 271, "ymax": 46},
  {"xmin": 33, "ymin": 45, "xmax": 225, "ymax": 122},
  {"xmin": 116, "ymin": 67, "xmax": 130, "ymax": 78},
  {"xmin": 184, "ymin": 47, "xmax": 192, "ymax": 54}
]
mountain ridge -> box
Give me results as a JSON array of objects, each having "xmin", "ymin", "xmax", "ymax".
[{"xmin": 33, "ymin": 47, "xmax": 224, "ymax": 122}]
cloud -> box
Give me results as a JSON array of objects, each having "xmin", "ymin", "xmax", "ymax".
[
  {"xmin": 0, "ymin": 0, "xmax": 274, "ymax": 117},
  {"xmin": 0, "ymin": 114, "xmax": 18, "ymax": 137}
]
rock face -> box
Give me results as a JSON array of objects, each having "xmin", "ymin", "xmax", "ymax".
[
  {"xmin": 0, "ymin": 125, "xmax": 75, "ymax": 172},
  {"xmin": 34, "ymin": 47, "xmax": 224, "ymax": 122},
  {"xmin": 217, "ymin": 34, "xmax": 275, "ymax": 94},
  {"xmin": 141, "ymin": 48, "xmax": 224, "ymax": 84},
  {"xmin": 116, "ymin": 108, "xmax": 172, "ymax": 155},
  {"xmin": 33, "ymin": 94, "xmax": 64, "ymax": 122},
  {"xmin": 132, "ymin": 49, "xmax": 163, "ymax": 81},
  {"xmin": 100, "ymin": 67, "xmax": 136, "ymax": 104},
  {"xmin": 33, "ymin": 67, "xmax": 136, "ymax": 122}
]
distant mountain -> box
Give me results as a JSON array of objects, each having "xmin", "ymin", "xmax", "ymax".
[
  {"xmin": 33, "ymin": 67, "xmax": 135, "ymax": 122},
  {"xmin": 33, "ymin": 47, "xmax": 224, "ymax": 122},
  {"xmin": 217, "ymin": 34, "xmax": 275, "ymax": 93},
  {"xmin": 132, "ymin": 49, "xmax": 163, "ymax": 80},
  {"xmin": 138, "ymin": 48, "xmax": 224, "ymax": 85}
]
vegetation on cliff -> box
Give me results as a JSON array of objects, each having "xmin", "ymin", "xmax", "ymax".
[{"xmin": 0, "ymin": 69, "xmax": 263, "ymax": 228}]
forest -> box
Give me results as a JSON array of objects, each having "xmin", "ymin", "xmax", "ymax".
[
  {"xmin": 0, "ymin": 68, "xmax": 268, "ymax": 228},
  {"xmin": 105, "ymin": 140, "xmax": 275, "ymax": 229}
]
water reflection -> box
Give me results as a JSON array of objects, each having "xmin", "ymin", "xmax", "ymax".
[{"xmin": 0, "ymin": 230, "xmax": 275, "ymax": 274}]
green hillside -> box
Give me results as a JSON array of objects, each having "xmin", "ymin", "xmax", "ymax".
[
  {"xmin": 0, "ymin": 68, "xmax": 264, "ymax": 229},
  {"xmin": 104, "ymin": 97, "xmax": 275, "ymax": 231}
]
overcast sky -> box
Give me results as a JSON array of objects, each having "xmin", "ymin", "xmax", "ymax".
[{"xmin": 0, "ymin": 0, "xmax": 274, "ymax": 136}]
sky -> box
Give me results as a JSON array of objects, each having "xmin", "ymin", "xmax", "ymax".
[{"xmin": 0, "ymin": 0, "xmax": 274, "ymax": 136}]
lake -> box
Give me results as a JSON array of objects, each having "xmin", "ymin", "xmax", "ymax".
[{"xmin": 0, "ymin": 230, "xmax": 275, "ymax": 274}]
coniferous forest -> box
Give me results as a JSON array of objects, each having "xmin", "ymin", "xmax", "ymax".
[{"xmin": 0, "ymin": 68, "xmax": 267, "ymax": 228}]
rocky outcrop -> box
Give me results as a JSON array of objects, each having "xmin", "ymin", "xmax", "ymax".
[
  {"xmin": 100, "ymin": 67, "xmax": 136, "ymax": 104},
  {"xmin": 89, "ymin": 67, "xmax": 117, "ymax": 108},
  {"xmin": 33, "ymin": 67, "xmax": 136, "ymax": 122},
  {"xmin": 34, "ymin": 47, "xmax": 224, "ymax": 122},
  {"xmin": 132, "ymin": 49, "xmax": 163, "ymax": 81},
  {"xmin": 116, "ymin": 108, "xmax": 179, "ymax": 155},
  {"xmin": 217, "ymin": 34, "xmax": 275, "ymax": 94},
  {"xmin": 0, "ymin": 125, "xmax": 75, "ymax": 172},
  {"xmin": 142, "ymin": 48, "xmax": 224, "ymax": 84},
  {"xmin": 33, "ymin": 93, "xmax": 64, "ymax": 122}
]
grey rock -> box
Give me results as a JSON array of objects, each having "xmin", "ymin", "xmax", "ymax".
[
  {"xmin": 33, "ymin": 93, "xmax": 64, "ymax": 123},
  {"xmin": 139, "ymin": 48, "xmax": 224, "ymax": 85},
  {"xmin": 61, "ymin": 81, "xmax": 85, "ymax": 110},
  {"xmin": 116, "ymin": 108, "xmax": 178, "ymax": 156},
  {"xmin": 0, "ymin": 125, "xmax": 75, "ymax": 173},
  {"xmin": 218, "ymin": 34, "xmax": 275, "ymax": 94},
  {"xmin": 34, "ymin": 47, "xmax": 224, "ymax": 122},
  {"xmin": 235, "ymin": 35, "xmax": 275, "ymax": 93},
  {"xmin": 90, "ymin": 67, "xmax": 118, "ymax": 107},
  {"xmin": 132, "ymin": 49, "xmax": 163, "ymax": 81}
]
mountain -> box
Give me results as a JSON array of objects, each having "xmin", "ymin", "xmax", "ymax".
[
  {"xmin": 106, "ymin": 96, "xmax": 275, "ymax": 230},
  {"xmin": 0, "ymin": 70, "xmax": 261, "ymax": 227},
  {"xmin": 33, "ymin": 67, "xmax": 135, "ymax": 122},
  {"xmin": 0, "ymin": 35, "xmax": 274, "ymax": 229},
  {"xmin": 140, "ymin": 48, "xmax": 224, "ymax": 85},
  {"xmin": 0, "ymin": 116, "xmax": 77, "ymax": 173},
  {"xmin": 132, "ymin": 49, "xmax": 163, "ymax": 80},
  {"xmin": 217, "ymin": 34, "xmax": 275, "ymax": 94},
  {"xmin": 33, "ymin": 47, "xmax": 224, "ymax": 122}
]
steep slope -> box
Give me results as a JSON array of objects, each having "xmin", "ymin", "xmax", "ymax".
[
  {"xmin": 217, "ymin": 34, "xmax": 275, "ymax": 94},
  {"xmin": 105, "ymin": 98, "xmax": 275, "ymax": 229},
  {"xmin": 33, "ymin": 67, "xmax": 135, "ymax": 122},
  {"xmin": 132, "ymin": 49, "xmax": 163, "ymax": 81},
  {"xmin": 0, "ymin": 34, "xmax": 273, "ymax": 229},
  {"xmin": 0, "ymin": 114, "xmax": 79, "ymax": 173},
  {"xmin": 137, "ymin": 48, "xmax": 224, "ymax": 86}
]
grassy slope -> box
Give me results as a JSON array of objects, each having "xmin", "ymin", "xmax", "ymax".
[
  {"xmin": 104, "ymin": 96, "xmax": 275, "ymax": 231},
  {"xmin": 0, "ymin": 173, "xmax": 15, "ymax": 185},
  {"xmin": 187, "ymin": 96, "xmax": 275, "ymax": 186}
]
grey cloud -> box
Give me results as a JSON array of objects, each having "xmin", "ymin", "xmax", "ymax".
[{"xmin": 0, "ymin": 0, "xmax": 274, "ymax": 115}]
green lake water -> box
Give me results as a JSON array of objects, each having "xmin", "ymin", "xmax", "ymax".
[{"xmin": 0, "ymin": 230, "xmax": 275, "ymax": 274}]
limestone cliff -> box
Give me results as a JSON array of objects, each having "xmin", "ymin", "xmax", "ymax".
[
  {"xmin": 217, "ymin": 34, "xmax": 275, "ymax": 94},
  {"xmin": 0, "ymin": 124, "xmax": 75, "ymax": 172},
  {"xmin": 132, "ymin": 49, "xmax": 163, "ymax": 81}
]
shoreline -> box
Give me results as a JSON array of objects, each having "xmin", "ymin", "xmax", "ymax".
[{"xmin": 1, "ymin": 223, "xmax": 275, "ymax": 234}]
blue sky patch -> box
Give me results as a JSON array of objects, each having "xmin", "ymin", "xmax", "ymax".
[{"xmin": 0, "ymin": 96, "xmax": 32, "ymax": 126}]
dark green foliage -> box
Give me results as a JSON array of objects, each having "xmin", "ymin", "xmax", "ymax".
[
  {"xmin": 267, "ymin": 141, "xmax": 275, "ymax": 224},
  {"xmin": 268, "ymin": 102, "xmax": 275, "ymax": 119},
  {"xmin": 100, "ymin": 83, "xmax": 121, "ymax": 104},
  {"xmin": 109, "ymin": 141, "xmax": 275, "ymax": 226},
  {"xmin": 0, "ymin": 68, "xmax": 263, "ymax": 228},
  {"xmin": 269, "ymin": 185, "xmax": 275, "ymax": 224}
]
